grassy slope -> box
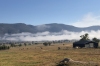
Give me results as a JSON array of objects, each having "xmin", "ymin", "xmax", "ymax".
[{"xmin": 0, "ymin": 43, "xmax": 100, "ymax": 66}]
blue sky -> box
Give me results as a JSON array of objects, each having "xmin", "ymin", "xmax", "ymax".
[{"xmin": 0, "ymin": 0, "xmax": 100, "ymax": 27}]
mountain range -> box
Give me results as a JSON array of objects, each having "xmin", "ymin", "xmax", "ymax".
[{"xmin": 0, "ymin": 23, "xmax": 100, "ymax": 35}]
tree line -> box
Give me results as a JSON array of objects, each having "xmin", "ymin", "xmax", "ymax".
[{"xmin": 80, "ymin": 33, "xmax": 100, "ymax": 43}]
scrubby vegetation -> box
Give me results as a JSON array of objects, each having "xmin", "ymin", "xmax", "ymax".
[{"xmin": 0, "ymin": 45, "xmax": 10, "ymax": 50}]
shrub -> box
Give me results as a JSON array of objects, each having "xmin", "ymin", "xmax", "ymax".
[{"xmin": 0, "ymin": 45, "xmax": 10, "ymax": 50}]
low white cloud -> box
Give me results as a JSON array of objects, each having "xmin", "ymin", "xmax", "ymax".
[
  {"xmin": 71, "ymin": 13, "xmax": 100, "ymax": 27},
  {"xmin": 1, "ymin": 30, "xmax": 100, "ymax": 41}
]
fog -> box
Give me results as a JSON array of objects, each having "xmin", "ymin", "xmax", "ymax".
[{"xmin": 1, "ymin": 30, "xmax": 100, "ymax": 41}]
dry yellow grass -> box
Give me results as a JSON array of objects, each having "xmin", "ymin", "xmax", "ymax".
[{"xmin": 0, "ymin": 43, "xmax": 100, "ymax": 66}]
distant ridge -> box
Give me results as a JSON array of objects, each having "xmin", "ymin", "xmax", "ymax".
[{"xmin": 0, "ymin": 23, "xmax": 100, "ymax": 35}]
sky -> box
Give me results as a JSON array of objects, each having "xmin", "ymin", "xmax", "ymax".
[{"xmin": 0, "ymin": 0, "xmax": 100, "ymax": 27}]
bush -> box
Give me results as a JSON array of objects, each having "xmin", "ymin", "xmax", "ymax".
[
  {"xmin": 10, "ymin": 43, "xmax": 16, "ymax": 47},
  {"xmin": 43, "ymin": 42, "xmax": 48, "ymax": 46},
  {"xmin": 24, "ymin": 43, "xmax": 27, "ymax": 46},
  {"xmin": 19, "ymin": 44, "xmax": 22, "ymax": 47},
  {"xmin": 43, "ymin": 42, "xmax": 51, "ymax": 46},
  {"xmin": 0, "ymin": 45, "xmax": 10, "ymax": 50}
]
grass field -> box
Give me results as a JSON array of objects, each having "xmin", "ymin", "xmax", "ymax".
[{"xmin": 0, "ymin": 43, "xmax": 100, "ymax": 66}]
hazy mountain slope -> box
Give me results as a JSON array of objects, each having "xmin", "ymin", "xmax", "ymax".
[
  {"xmin": 0, "ymin": 23, "xmax": 100, "ymax": 35},
  {"xmin": 0, "ymin": 23, "xmax": 36, "ymax": 35}
]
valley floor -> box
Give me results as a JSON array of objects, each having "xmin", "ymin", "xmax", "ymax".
[{"xmin": 0, "ymin": 43, "xmax": 100, "ymax": 66}]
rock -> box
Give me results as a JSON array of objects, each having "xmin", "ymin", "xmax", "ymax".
[
  {"xmin": 60, "ymin": 58, "xmax": 70, "ymax": 63},
  {"xmin": 57, "ymin": 58, "xmax": 71, "ymax": 66}
]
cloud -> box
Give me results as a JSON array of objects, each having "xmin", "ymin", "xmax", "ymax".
[
  {"xmin": 1, "ymin": 30, "xmax": 100, "ymax": 41},
  {"xmin": 71, "ymin": 13, "xmax": 100, "ymax": 27}
]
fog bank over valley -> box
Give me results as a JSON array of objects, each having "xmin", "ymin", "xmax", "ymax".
[{"xmin": 1, "ymin": 30, "xmax": 100, "ymax": 41}]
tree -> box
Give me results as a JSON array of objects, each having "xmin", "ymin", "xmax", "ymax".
[
  {"xmin": 92, "ymin": 37, "xmax": 99, "ymax": 43},
  {"xmin": 10, "ymin": 43, "xmax": 15, "ymax": 47},
  {"xmin": 35, "ymin": 43, "xmax": 38, "ymax": 45},
  {"xmin": 48, "ymin": 42, "xmax": 51, "ymax": 46},
  {"xmin": 32, "ymin": 41, "xmax": 34, "ymax": 44},
  {"xmin": 0, "ymin": 45, "xmax": 10, "ymax": 50},
  {"xmin": 24, "ymin": 43, "xmax": 27, "ymax": 46},
  {"xmin": 19, "ymin": 43, "xmax": 22, "ymax": 47},
  {"xmin": 43, "ymin": 42, "xmax": 48, "ymax": 46},
  {"xmin": 28, "ymin": 43, "xmax": 31, "ymax": 45},
  {"xmin": 7, "ymin": 46, "xmax": 10, "ymax": 49},
  {"xmin": 80, "ymin": 33, "xmax": 89, "ymax": 41}
]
